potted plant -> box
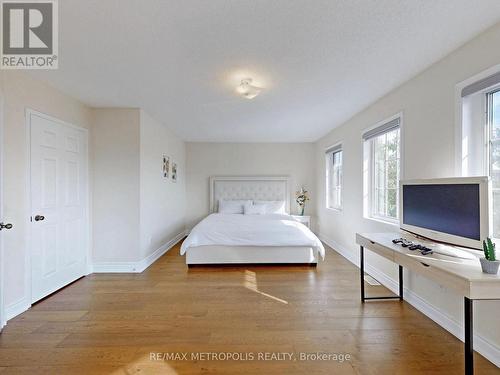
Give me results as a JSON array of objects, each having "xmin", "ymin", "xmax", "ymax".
[
  {"xmin": 480, "ymin": 238, "xmax": 500, "ymax": 274},
  {"xmin": 295, "ymin": 187, "xmax": 310, "ymax": 216}
]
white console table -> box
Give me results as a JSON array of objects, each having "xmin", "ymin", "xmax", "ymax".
[{"xmin": 356, "ymin": 232, "xmax": 500, "ymax": 375}]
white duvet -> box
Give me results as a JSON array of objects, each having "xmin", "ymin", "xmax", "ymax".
[{"xmin": 181, "ymin": 213, "xmax": 325, "ymax": 259}]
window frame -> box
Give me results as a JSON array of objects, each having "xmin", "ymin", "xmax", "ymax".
[
  {"xmin": 456, "ymin": 68, "xmax": 500, "ymax": 240},
  {"xmin": 487, "ymin": 88, "xmax": 500, "ymax": 238},
  {"xmin": 487, "ymin": 88, "xmax": 500, "ymax": 174},
  {"xmin": 363, "ymin": 113, "xmax": 402, "ymax": 225},
  {"xmin": 325, "ymin": 143, "xmax": 343, "ymax": 211}
]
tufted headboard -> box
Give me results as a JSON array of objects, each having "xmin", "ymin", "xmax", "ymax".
[{"xmin": 209, "ymin": 176, "xmax": 291, "ymax": 214}]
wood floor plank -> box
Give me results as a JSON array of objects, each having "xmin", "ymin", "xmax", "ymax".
[
  {"xmin": 0, "ymin": 241, "xmax": 497, "ymax": 373},
  {"xmin": 8, "ymin": 310, "xmax": 88, "ymax": 322},
  {"xmin": 0, "ymin": 333, "xmax": 69, "ymax": 348},
  {"xmin": 0, "ymin": 347, "xmax": 139, "ymax": 367}
]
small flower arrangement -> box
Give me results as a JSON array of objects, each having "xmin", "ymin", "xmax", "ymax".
[{"xmin": 295, "ymin": 187, "xmax": 310, "ymax": 216}]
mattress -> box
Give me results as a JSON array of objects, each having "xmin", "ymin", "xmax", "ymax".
[{"xmin": 181, "ymin": 213, "xmax": 325, "ymax": 259}]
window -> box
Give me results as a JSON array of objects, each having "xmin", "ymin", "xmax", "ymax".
[
  {"xmin": 325, "ymin": 144, "xmax": 342, "ymax": 210},
  {"xmin": 363, "ymin": 117, "xmax": 401, "ymax": 222},
  {"xmin": 460, "ymin": 70, "xmax": 500, "ymax": 238},
  {"xmin": 488, "ymin": 89, "xmax": 500, "ymax": 237}
]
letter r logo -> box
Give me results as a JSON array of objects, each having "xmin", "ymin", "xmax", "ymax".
[{"xmin": 2, "ymin": 2, "xmax": 53, "ymax": 54}]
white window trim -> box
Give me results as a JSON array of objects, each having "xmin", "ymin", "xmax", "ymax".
[
  {"xmin": 455, "ymin": 63, "xmax": 500, "ymax": 176},
  {"xmin": 487, "ymin": 88, "xmax": 500, "ymax": 239},
  {"xmin": 487, "ymin": 87, "xmax": 500, "ymax": 175},
  {"xmin": 362, "ymin": 112, "xmax": 404, "ymax": 225},
  {"xmin": 325, "ymin": 142, "xmax": 343, "ymax": 211},
  {"xmin": 456, "ymin": 66, "xmax": 500, "ymax": 240}
]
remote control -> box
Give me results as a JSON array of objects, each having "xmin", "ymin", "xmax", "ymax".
[
  {"xmin": 393, "ymin": 238, "xmax": 434, "ymax": 255},
  {"xmin": 400, "ymin": 239, "xmax": 413, "ymax": 247}
]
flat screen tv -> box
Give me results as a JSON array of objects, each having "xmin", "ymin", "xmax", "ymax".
[{"xmin": 400, "ymin": 177, "xmax": 491, "ymax": 250}]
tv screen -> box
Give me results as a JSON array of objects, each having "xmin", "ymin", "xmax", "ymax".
[{"xmin": 402, "ymin": 184, "xmax": 481, "ymax": 241}]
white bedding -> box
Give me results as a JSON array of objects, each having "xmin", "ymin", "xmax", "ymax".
[{"xmin": 181, "ymin": 213, "xmax": 325, "ymax": 259}]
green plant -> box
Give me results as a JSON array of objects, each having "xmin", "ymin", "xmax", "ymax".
[{"xmin": 483, "ymin": 237, "xmax": 497, "ymax": 261}]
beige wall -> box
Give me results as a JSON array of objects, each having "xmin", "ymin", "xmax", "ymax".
[
  {"xmin": 315, "ymin": 23, "xmax": 500, "ymax": 362},
  {"xmin": 186, "ymin": 142, "xmax": 315, "ymax": 229},
  {"xmin": 91, "ymin": 108, "xmax": 141, "ymax": 263},
  {"xmin": 0, "ymin": 71, "xmax": 93, "ymax": 311},
  {"xmin": 91, "ymin": 108, "xmax": 187, "ymax": 265},
  {"xmin": 139, "ymin": 110, "xmax": 186, "ymax": 259}
]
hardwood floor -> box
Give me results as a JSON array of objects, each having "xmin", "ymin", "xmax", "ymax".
[{"xmin": 0, "ymin": 242, "xmax": 498, "ymax": 374}]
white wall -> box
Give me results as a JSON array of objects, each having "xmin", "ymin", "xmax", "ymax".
[
  {"xmin": 1, "ymin": 81, "xmax": 186, "ymax": 321},
  {"xmin": 139, "ymin": 110, "xmax": 186, "ymax": 259},
  {"xmin": 0, "ymin": 71, "xmax": 92, "ymax": 315},
  {"xmin": 315, "ymin": 22, "xmax": 500, "ymax": 363},
  {"xmin": 91, "ymin": 108, "xmax": 186, "ymax": 266},
  {"xmin": 91, "ymin": 108, "xmax": 141, "ymax": 263},
  {"xmin": 186, "ymin": 142, "xmax": 315, "ymax": 229}
]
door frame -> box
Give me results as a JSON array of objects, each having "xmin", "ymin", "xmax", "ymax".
[
  {"xmin": 25, "ymin": 108, "xmax": 90, "ymax": 304},
  {"xmin": 0, "ymin": 89, "xmax": 4, "ymax": 329}
]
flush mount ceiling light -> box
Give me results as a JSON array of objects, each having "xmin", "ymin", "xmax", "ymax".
[{"xmin": 236, "ymin": 78, "xmax": 262, "ymax": 99}]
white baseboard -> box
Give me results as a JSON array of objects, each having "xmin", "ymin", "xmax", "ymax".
[
  {"xmin": 92, "ymin": 230, "xmax": 186, "ymax": 273},
  {"xmin": 4, "ymin": 297, "xmax": 30, "ymax": 323},
  {"xmin": 318, "ymin": 233, "xmax": 500, "ymax": 368},
  {"xmin": 91, "ymin": 262, "xmax": 140, "ymax": 273}
]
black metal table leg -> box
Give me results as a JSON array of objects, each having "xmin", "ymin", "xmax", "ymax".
[
  {"xmin": 360, "ymin": 245, "xmax": 403, "ymax": 302},
  {"xmin": 360, "ymin": 246, "xmax": 365, "ymax": 303},
  {"xmin": 464, "ymin": 297, "xmax": 473, "ymax": 375},
  {"xmin": 399, "ymin": 265, "xmax": 403, "ymax": 301}
]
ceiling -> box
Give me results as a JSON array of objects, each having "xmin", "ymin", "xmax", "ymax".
[{"xmin": 31, "ymin": 0, "xmax": 500, "ymax": 142}]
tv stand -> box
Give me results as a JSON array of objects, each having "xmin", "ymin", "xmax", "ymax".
[
  {"xmin": 432, "ymin": 246, "xmax": 476, "ymax": 260},
  {"xmin": 356, "ymin": 232, "xmax": 500, "ymax": 375},
  {"xmin": 394, "ymin": 235, "xmax": 477, "ymax": 260}
]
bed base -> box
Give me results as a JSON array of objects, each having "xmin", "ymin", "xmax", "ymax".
[
  {"xmin": 187, "ymin": 263, "xmax": 317, "ymax": 268},
  {"xmin": 185, "ymin": 245, "xmax": 318, "ymax": 266}
]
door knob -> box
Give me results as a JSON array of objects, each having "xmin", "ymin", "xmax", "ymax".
[
  {"xmin": 34, "ymin": 215, "xmax": 45, "ymax": 222},
  {"xmin": 0, "ymin": 222, "xmax": 13, "ymax": 230}
]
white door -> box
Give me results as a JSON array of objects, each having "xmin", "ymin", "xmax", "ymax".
[{"xmin": 30, "ymin": 112, "xmax": 88, "ymax": 303}]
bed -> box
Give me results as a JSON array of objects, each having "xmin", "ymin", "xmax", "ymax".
[{"xmin": 181, "ymin": 176, "xmax": 325, "ymax": 265}]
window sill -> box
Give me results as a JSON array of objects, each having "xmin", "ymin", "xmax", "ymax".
[
  {"xmin": 364, "ymin": 216, "xmax": 399, "ymax": 228},
  {"xmin": 326, "ymin": 207, "xmax": 343, "ymax": 213}
]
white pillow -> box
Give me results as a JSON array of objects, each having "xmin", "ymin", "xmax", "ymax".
[
  {"xmin": 244, "ymin": 202, "xmax": 267, "ymax": 215},
  {"xmin": 218, "ymin": 199, "xmax": 251, "ymax": 214},
  {"xmin": 254, "ymin": 200, "xmax": 286, "ymax": 214}
]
